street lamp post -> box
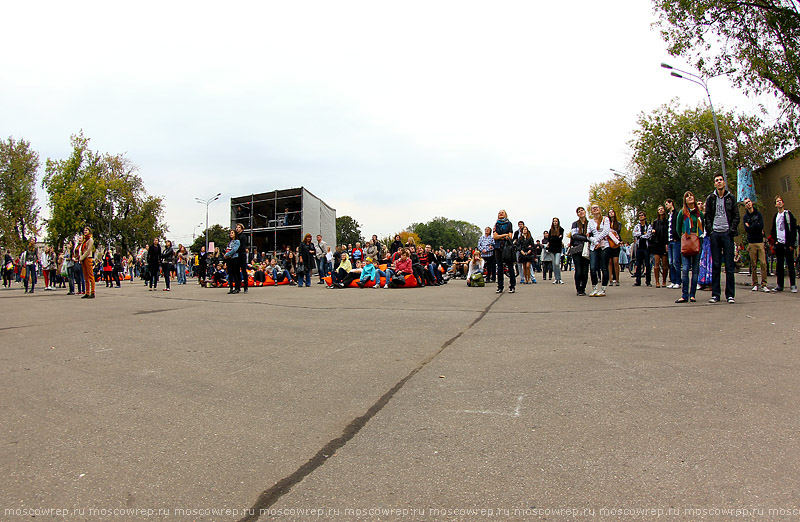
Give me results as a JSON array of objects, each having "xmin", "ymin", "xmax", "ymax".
[
  {"xmin": 193, "ymin": 223, "xmax": 204, "ymax": 241},
  {"xmin": 195, "ymin": 193, "xmax": 221, "ymax": 252},
  {"xmin": 661, "ymin": 63, "xmax": 728, "ymax": 188}
]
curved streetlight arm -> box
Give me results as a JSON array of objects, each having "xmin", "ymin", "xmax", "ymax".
[{"xmin": 663, "ymin": 64, "xmax": 728, "ymax": 188}]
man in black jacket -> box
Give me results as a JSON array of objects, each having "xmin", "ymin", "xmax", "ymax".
[
  {"xmin": 704, "ymin": 174, "xmax": 740, "ymax": 303},
  {"xmin": 147, "ymin": 238, "xmax": 161, "ymax": 291},
  {"xmin": 770, "ymin": 195, "xmax": 797, "ymax": 292},
  {"xmin": 742, "ymin": 197, "xmax": 769, "ymax": 292}
]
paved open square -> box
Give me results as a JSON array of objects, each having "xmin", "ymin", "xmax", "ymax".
[{"xmin": 1, "ymin": 276, "xmax": 799, "ymax": 521}]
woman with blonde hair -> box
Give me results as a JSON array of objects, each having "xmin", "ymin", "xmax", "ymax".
[{"xmin": 588, "ymin": 203, "xmax": 611, "ymax": 296}]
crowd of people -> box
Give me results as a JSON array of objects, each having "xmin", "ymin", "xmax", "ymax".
[{"xmin": 4, "ymin": 178, "xmax": 797, "ymax": 303}]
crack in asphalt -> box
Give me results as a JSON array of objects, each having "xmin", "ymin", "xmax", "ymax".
[{"xmin": 235, "ymin": 293, "xmax": 504, "ymax": 522}]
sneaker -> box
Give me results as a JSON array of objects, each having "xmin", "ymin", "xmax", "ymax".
[
  {"xmin": 383, "ymin": 284, "xmax": 389, "ymax": 289},
  {"xmin": 752, "ymin": 285, "xmax": 759, "ymax": 292},
  {"xmin": 727, "ymin": 296, "xmax": 735, "ymax": 303},
  {"xmin": 356, "ymin": 281, "xmax": 365, "ymax": 288},
  {"xmin": 509, "ymin": 287, "xmax": 515, "ymax": 293},
  {"xmin": 792, "ymin": 286, "xmax": 798, "ymax": 293},
  {"xmin": 496, "ymin": 288, "xmax": 503, "ymax": 293},
  {"xmin": 761, "ymin": 285, "xmax": 771, "ymax": 292},
  {"xmin": 709, "ymin": 296, "xmax": 720, "ymax": 303}
]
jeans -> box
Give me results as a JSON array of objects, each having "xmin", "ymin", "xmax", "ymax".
[
  {"xmin": 494, "ymin": 248, "xmax": 516, "ymax": 291},
  {"xmin": 590, "ymin": 248, "xmax": 610, "ymax": 286},
  {"xmin": 635, "ymin": 247, "xmax": 651, "ymax": 285},
  {"xmin": 681, "ymin": 254, "xmax": 700, "ymax": 299},
  {"xmin": 774, "ymin": 242, "xmax": 796, "ymax": 290},
  {"xmin": 271, "ymin": 267, "xmax": 293, "ymax": 283},
  {"xmin": 377, "ymin": 269, "xmax": 392, "ymax": 286},
  {"xmin": 73, "ymin": 264, "xmax": 85, "ymax": 293},
  {"xmin": 667, "ymin": 240, "xmax": 681, "ymax": 285},
  {"xmin": 24, "ymin": 264, "xmax": 37, "ymax": 291},
  {"xmin": 710, "ymin": 231, "xmax": 735, "ymax": 299},
  {"xmin": 317, "ymin": 257, "xmax": 330, "ymax": 281},
  {"xmin": 177, "ymin": 263, "xmax": 186, "ymax": 284},
  {"xmin": 572, "ymin": 254, "xmax": 589, "ymax": 293},
  {"xmin": 162, "ymin": 263, "xmax": 172, "ymax": 289},
  {"xmin": 552, "ymin": 252, "xmax": 562, "ymax": 281}
]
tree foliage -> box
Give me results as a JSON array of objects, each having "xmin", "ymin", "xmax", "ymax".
[
  {"xmin": 407, "ymin": 216, "xmax": 481, "ymax": 249},
  {"xmin": 190, "ymin": 224, "xmax": 230, "ymax": 253},
  {"xmin": 654, "ymin": 0, "xmax": 800, "ymax": 132},
  {"xmin": 42, "ymin": 131, "xmax": 167, "ymax": 253},
  {"xmin": 627, "ymin": 100, "xmax": 785, "ymax": 217},
  {"xmin": 0, "ymin": 137, "xmax": 40, "ymax": 252},
  {"xmin": 335, "ymin": 215, "xmax": 363, "ymax": 246}
]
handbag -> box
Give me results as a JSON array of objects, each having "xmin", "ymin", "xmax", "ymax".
[
  {"xmin": 20, "ymin": 266, "xmax": 27, "ymax": 279},
  {"xmin": 567, "ymin": 243, "xmax": 582, "ymax": 257},
  {"xmin": 581, "ymin": 241, "xmax": 591, "ymax": 259},
  {"xmin": 390, "ymin": 273, "xmax": 406, "ymax": 286},
  {"xmin": 607, "ymin": 230, "xmax": 620, "ymax": 248},
  {"xmin": 296, "ymin": 262, "xmax": 306, "ymax": 275},
  {"xmin": 502, "ymin": 243, "xmax": 515, "ymax": 263},
  {"xmin": 681, "ymin": 233, "xmax": 700, "ymax": 256}
]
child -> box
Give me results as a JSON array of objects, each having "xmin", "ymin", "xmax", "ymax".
[{"xmin": 466, "ymin": 251, "xmax": 486, "ymax": 287}]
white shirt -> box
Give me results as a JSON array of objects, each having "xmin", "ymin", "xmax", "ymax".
[{"xmin": 776, "ymin": 210, "xmax": 786, "ymax": 244}]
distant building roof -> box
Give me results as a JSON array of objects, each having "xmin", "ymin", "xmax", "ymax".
[{"xmin": 754, "ymin": 146, "xmax": 800, "ymax": 173}]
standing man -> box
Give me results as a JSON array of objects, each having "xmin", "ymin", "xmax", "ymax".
[
  {"xmin": 770, "ymin": 195, "xmax": 797, "ymax": 293},
  {"xmin": 235, "ymin": 223, "xmax": 249, "ymax": 293},
  {"xmin": 632, "ymin": 211, "xmax": 653, "ymax": 287},
  {"xmin": 477, "ymin": 226, "xmax": 496, "ymax": 282},
  {"xmin": 742, "ymin": 197, "xmax": 769, "ymax": 292},
  {"xmin": 315, "ymin": 234, "xmax": 329, "ymax": 284},
  {"xmin": 665, "ymin": 199, "xmax": 681, "ymax": 289},
  {"xmin": 704, "ymin": 174, "xmax": 740, "ymax": 303}
]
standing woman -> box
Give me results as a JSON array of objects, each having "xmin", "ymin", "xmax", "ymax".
[
  {"xmin": 548, "ymin": 218, "xmax": 565, "ymax": 284},
  {"xmin": 65, "ymin": 240, "xmax": 76, "ymax": 295},
  {"xmin": 21, "ymin": 239, "xmax": 39, "ymax": 294},
  {"xmin": 607, "ymin": 209, "xmax": 622, "ymax": 286},
  {"xmin": 675, "ymin": 191, "xmax": 704, "ymax": 303},
  {"xmin": 198, "ymin": 246, "xmax": 208, "ymax": 287},
  {"xmin": 298, "ymin": 233, "xmax": 315, "ymax": 287},
  {"xmin": 234, "ymin": 223, "xmax": 249, "ymax": 294},
  {"xmin": 588, "ymin": 203, "xmax": 611, "ymax": 297},
  {"xmin": 493, "ymin": 209, "xmax": 516, "ymax": 294},
  {"xmin": 651, "ymin": 205, "xmax": 669, "ymax": 288},
  {"xmin": 147, "ymin": 238, "xmax": 162, "ymax": 291},
  {"xmin": 224, "ymin": 229, "xmax": 241, "ymax": 293},
  {"xmin": 72, "ymin": 238, "xmax": 85, "ymax": 295},
  {"xmin": 570, "ymin": 207, "xmax": 590, "ymax": 296},
  {"xmin": 161, "ymin": 240, "xmax": 175, "ymax": 291},
  {"xmin": 517, "ymin": 226, "xmax": 535, "ymax": 284},
  {"xmin": 78, "ymin": 227, "xmax": 95, "ymax": 298},
  {"xmin": 176, "ymin": 244, "xmax": 188, "ymax": 285},
  {"xmin": 102, "ymin": 249, "xmax": 114, "ymax": 287}
]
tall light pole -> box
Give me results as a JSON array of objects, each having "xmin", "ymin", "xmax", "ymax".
[
  {"xmin": 195, "ymin": 193, "xmax": 221, "ymax": 252},
  {"xmin": 661, "ymin": 63, "xmax": 728, "ymax": 188}
]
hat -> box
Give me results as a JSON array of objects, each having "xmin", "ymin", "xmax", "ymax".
[{"xmin": 365, "ymin": 257, "xmax": 373, "ymax": 263}]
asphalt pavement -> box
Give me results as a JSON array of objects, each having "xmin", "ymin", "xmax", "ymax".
[{"xmin": 1, "ymin": 272, "xmax": 799, "ymax": 521}]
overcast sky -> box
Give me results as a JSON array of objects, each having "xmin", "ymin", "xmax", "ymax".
[{"xmin": 1, "ymin": 1, "xmax": 778, "ymax": 245}]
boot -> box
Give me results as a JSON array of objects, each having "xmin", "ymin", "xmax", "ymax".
[
  {"xmin": 597, "ymin": 285, "xmax": 606, "ymax": 297},
  {"xmin": 588, "ymin": 284, "xmax": 599, "ymax": 297}
]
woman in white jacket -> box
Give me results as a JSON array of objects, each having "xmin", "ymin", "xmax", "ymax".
[{"xmin": 587, "ymin": 203, "xmax": 611, "ymax": 296}]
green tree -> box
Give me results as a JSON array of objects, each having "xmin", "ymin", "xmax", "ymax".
[
  {"xmin": 0, "ymin": 137, "xmax": 40, "ymax": 252},
  {"xmin": 627, "ymin": 100, "xmax": 784, "ymax": 218},
  {"xmin": 190, "ymin": 224, "xmax": 230, "ymax": 253},
  {"xmin": 654, "ymin": 0, "xmax": 800, "ymax": 131},
  {"xmin": 42, "ymin": 131, "xmax": 167, "ymax": 253},
  {"xmin": 336, "ymin": 215, "xmax": 362, "ymax": 246},
  {"xmin": 408, "ymin": 217, "xmax": 481, "ymax": 249}
]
